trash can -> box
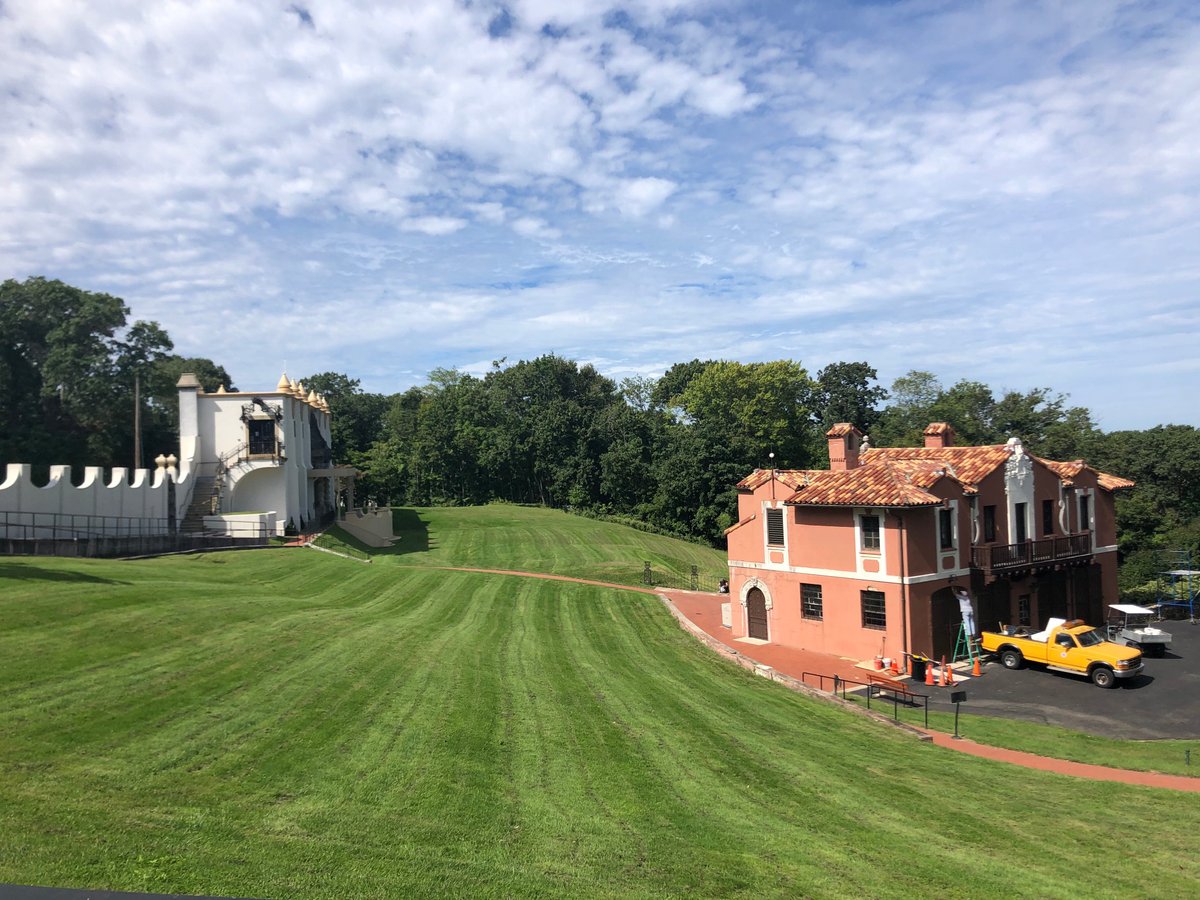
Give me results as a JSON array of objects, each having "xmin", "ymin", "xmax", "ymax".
[{"xmin": 910, "ymin": 656, "xmax": 927, "ymax": 682}]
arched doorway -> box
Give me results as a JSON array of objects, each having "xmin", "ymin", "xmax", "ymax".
[{"xmin": 746, "ymin": 587, "xmax": 769, "ymax": 640}]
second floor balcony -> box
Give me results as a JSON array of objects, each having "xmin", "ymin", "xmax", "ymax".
[{"xmin": 971, "ymin": 532, "xmax": 1092, "ymax": 574}]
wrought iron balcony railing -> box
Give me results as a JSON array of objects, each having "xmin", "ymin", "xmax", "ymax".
[{"xmin": 971, "ymin": 533, "xmax": 1092, "ymax": 573}]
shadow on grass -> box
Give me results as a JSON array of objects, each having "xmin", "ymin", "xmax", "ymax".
[
  {"xmin": 0, "ymin": 562, "xmax": 123, "ymax": 584},
  {"xmin": 374, "ymin": 507, "xmax": 431, "ymax": 556}
]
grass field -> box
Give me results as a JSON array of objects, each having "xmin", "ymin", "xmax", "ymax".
[
  {"xmin": 2, "ymin": 511, "xmax": 1199, "ymax": 897},
  {"xmin": 379, "ymin": 505, "xmax": 730, "ymax": 587}
]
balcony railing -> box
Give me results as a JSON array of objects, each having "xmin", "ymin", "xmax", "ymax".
[
  {"xmin": 248, "ymin": 437, "xmax": 279, "ymax": 456},
  {"xmin": 971, "ymin": 532, "xmax": 1092, "ymax": 573}
]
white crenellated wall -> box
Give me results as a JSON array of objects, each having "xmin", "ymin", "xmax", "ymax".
[
  {"xmin": 0, "ymin": 461, "xmax": 193, "ymax": 538},
  {"xmin": 2, "ymin": 372, "xmax": 339, "ymax": 541}
]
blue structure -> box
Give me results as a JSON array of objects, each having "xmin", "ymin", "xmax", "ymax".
[{"xmin": 1157, "ymin": 550, "xmax": 1199, "ymax": 623}]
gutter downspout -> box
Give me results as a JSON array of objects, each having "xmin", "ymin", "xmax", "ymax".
[{"xmin": 896, "ymin": 511, "xmax": 910, "ymax": 672}]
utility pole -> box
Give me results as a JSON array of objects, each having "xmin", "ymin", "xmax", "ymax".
[{"xmin": 133, "ymin": 372, "xmax": 142, "ymax": 470}]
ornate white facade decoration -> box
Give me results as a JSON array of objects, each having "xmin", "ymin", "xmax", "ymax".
[
  {"xmin": 1004, "ymin": 436, "xmax": 1035, "ymax": 543},
  {"xmin": 1004, "ymin": 437, "xmax": 1032, "ymax": 486}
]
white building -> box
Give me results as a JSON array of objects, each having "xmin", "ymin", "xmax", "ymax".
[
  {"xmin": 1, "ymin": 373, "xmax": 356, "ymax": 548},
  {"xmin": 179, "ymin": 372, "xmax": 355, "ymax": 535}
]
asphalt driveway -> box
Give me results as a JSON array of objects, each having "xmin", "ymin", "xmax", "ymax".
[{"xmin": 926, "ymin": 619, "xmax": 1200, "ymax": 739}]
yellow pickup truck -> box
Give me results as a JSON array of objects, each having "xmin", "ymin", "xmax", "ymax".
[{"xmin": 980, "ymin": 618, "xmax": 1143, "ymax": 688}]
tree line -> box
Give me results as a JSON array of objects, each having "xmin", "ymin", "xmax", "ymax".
[
  {"xmin": 0, "ymin": 277, "xmax": 232, "ymax": 472},
  {"xmin": 3, "ymin": 278, "xmax": 1197, "ymax": 588}
]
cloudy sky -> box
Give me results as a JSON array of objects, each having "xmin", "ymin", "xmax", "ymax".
[{"xmin": 3, "ymin": 0, "xmax": 1198, "ymax": 430}]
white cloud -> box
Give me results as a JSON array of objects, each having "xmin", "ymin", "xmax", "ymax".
[
  {"xmin": 512, "ymin": 216, "xmax": 562, "ymax": 240},
  {"xmin": 400, "ymin": 217, "xmax": 468, "ymax": 236},
  {"xmin": 613, "ymin": 177, "xmax": 678, "ymax": 217},
  {"xmin": 1, "ymin": 0, "xmax": 1199, "ymax": 428}
]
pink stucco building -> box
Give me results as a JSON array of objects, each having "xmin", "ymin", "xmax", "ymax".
[{"xmin": 725, "ymin": 423, "xmax": 1134, "ymax": 665}]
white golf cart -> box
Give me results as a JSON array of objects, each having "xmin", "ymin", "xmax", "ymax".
[{"xmin": 1106, "ymin": 604, "xmax": 1172, "ymax": 657}]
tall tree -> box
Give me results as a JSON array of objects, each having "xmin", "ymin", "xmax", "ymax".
[
  {"xmin": 300, "ymin": 371, "xmax": 390, "ymax": 461},
  {"xmin": 651, "ymin": 358, "xmax": 717, "ymax": 411},
  {"xmin": 139, "ymin": 355, "xmax": 235, "ymax": 461},
  {"xmin": 0, "ymin": 277, "xmax": 172, "ymax": 468},
  {"xmin": 676, "ymin": 360, "xmax": 819, "ymax": 469},
  {"xmin": 929, "ymin": 379, "xmax": 996, "ymax": 446},
  {"xmin": 872, "ymin": 370, "xmax": 943, "ymax": 447},
  {"xmin": 812, "ymin": 361, "xmax": 888, "ymax": 432}
]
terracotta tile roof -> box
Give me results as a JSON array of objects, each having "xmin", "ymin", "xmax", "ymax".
[
  {"xmin": 825, "ymin": 423, "xmax": 859, "ymax": 437},
  {"xmin": 781, "ymin": 459, "xmax": 953, "ymax": 507},
  {"xmin": 724, "ymin": 513, "xmax": 757, "ymax": 536},
  {"xmin": 1096, "ymin": 471, "xmax": 1136, "ymax": 491},
  {"xmin": 1040, "ymin": 458, "xmax": 1135, "ymax": 492},
  {"xmin": 737, "ymin": 433, "xmax": 1134, "ymax": 505},
  {"xmin": 861, "ymin": 445, "xmax": 1012, "ymax": 486},
  {"xmin": 736, "ymin": 469, "xmax": 812, "ymax": 492}
]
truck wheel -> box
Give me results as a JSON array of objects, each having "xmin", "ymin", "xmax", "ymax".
[
  {"xmin": 1000, "ymin": 649, "xmax": 1023, "ymax": 670},
  {"xmin": 1091, "ymin": 667, "xmax": 1116, "ymax": 689}
]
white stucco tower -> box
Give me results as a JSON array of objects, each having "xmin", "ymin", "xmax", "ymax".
[{"xmin": 175, "ymin": 372, "xmax": 355, "ymax": 535}]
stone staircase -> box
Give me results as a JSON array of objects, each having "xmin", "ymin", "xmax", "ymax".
[{"xmin": 180, "ymin": 476, "xmax": 220, "ymax": 534}]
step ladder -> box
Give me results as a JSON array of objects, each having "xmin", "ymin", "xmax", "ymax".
[{"xmin": 952, "ymin": 622, "xmax": 981, "ymax": 665}]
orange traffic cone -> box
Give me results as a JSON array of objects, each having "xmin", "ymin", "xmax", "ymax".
[
  {"xmin": 924, "ymin": 660, "xmax": 935, "ymax": 686},
  {"xmin": 889, "ymin": 659, "xmax": 900, "ymax": 676},
  {"xmin": 947, "ymin": 662, "xmax": 955, "ymax": 686},
  {"xmin": 939, "ymin": 656, "xmax": 948, "ymax": 687},
  {"xmin": 972, "ymin": 657, "xmax": 982, "ymax": 677}
]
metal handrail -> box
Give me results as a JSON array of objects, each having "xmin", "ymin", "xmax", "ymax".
[{"xmin": 801, "ymin": 670, "xmax": 929, "ymax": 727}]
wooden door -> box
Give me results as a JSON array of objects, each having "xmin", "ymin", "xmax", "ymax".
[{"xmin": 747, "ymin": 588, "xmax": 769, "ymax": 640}]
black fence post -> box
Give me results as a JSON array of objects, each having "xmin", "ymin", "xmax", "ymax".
[
  {"xmin": 642, "ymin": 562, "xmax": 652, "ymax": 585},
  {"xmin": 690, "ymin": 565, "xmax": 698, "ymax": 591}
]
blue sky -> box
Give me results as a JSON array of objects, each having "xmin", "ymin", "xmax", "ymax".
[{"xmin": 2, "ymin": 0, "xmax": 1198, "ymax": 431}]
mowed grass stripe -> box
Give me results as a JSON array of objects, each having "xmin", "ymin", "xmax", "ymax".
[
  {"xmin": 383, "ymin": 505, "xmax": 727, "ymax": 586},
  {"xmin": 2, "ymin": 552, "xmax": 1200, "ymax": 898}
]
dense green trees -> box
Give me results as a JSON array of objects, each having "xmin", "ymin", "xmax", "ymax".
[
  {"xmin": 0, "ymin": 277, "xmax": 227, "ymax": 471},
  {"xmin": 871, "ymin": 369, "xmax": 1097, "ymax": 459},
  {"xmin": 2, "ymin": 277, "xmax": 1195, "ymax": 561}
]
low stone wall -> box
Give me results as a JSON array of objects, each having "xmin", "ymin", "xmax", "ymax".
[{"xmin": 1, "ymin": 533, "xmax": 270, "ymax": 559}]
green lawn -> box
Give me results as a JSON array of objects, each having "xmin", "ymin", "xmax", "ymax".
[
  {"xmin": 842, "ymin": 696, "xmax": 1200, "ymax": 777},
  {"xmin": 1, "ymin": 519, "xmax": 1198, "ymax": 897},
  {"xmin": 378, "ymin": 504, "xmax": 729, "ymax": 587}
]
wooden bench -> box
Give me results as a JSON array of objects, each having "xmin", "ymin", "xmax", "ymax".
[{"xmin": 867, "ymin": 672, "xmax": 922, "ymax": 705}]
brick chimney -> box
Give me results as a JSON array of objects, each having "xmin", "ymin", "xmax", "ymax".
[
  {"xmin": 826, "ymin": 423, "xmax": 863, "ymax": 471},
  {"xmin": 924, "ymin": 422, "xmax": 956, "ymax": 449}
]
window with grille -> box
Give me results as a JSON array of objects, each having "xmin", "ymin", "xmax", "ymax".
[
  {"xmin": 1079, "ymin": 495, "xmax": 1090, "ymax": 531},
  {"xmin": 983, "ymin": 505, "xmax": 996, "ymax": 542},
  {"xmin": 860, "ymin": 514, "xmax": 880, "ymax": 551},
  {"xmin": 801, "ymin": 583, "xmax": 823, "ymax": 620},
  {"xmin": 247, "ymin": 419, "xmax": 276, "ymax": 456},
  {"xmin": 766, "ymin": 507, "xmax": 785, "ymax": 547},
  {"xmin": 1042, "ymin": 499, "xmax": 1054, "ymax": 536},
  {"xmin": 861, "ymin": 590, "xmax": 886, "ymax": 629}
]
